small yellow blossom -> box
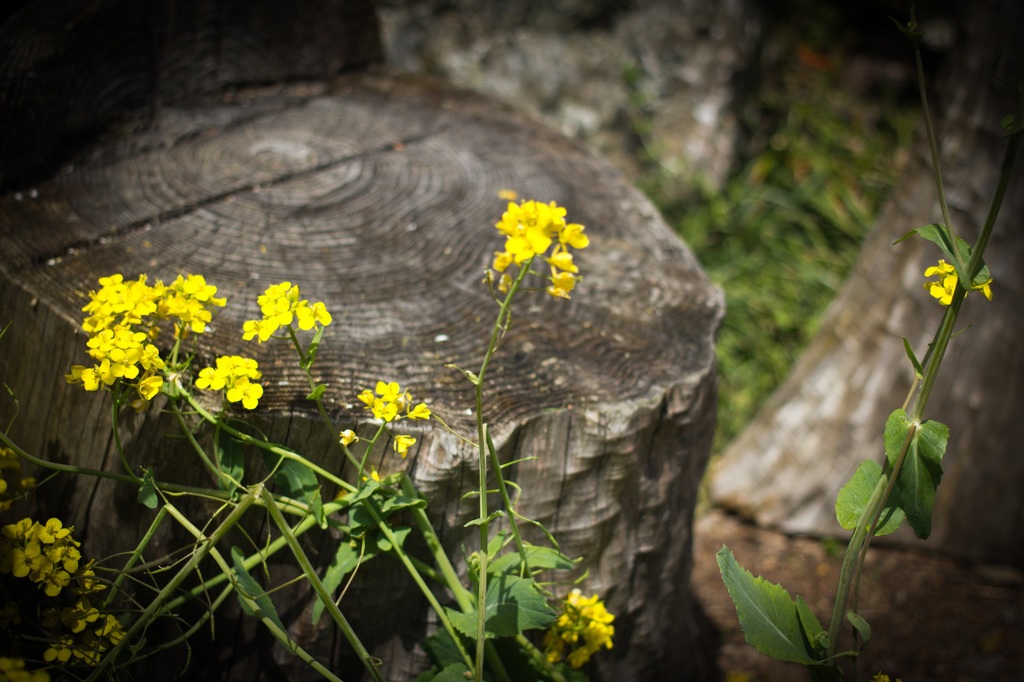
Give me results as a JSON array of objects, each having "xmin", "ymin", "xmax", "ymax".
[
  {"xmin": 393, "ymin": 435, "xmax": 416, "ymax": 457},
  {"xmin": 543, "ymin": 589, "xmax": 615, "ymax": 669},
  {"xmin": 407, "ymin": 403, "xmax": 432, "ymax": 420},
  {"xmin": 339, "ymin": 429, "xmax": 359, "ymax": 446},
  {"xmin": 491, "ymin": 200, "xmax": 589, "ymax": 299},
  {"xmin": 357, "ymin": 381, "xmax": 430, "ymax": 424},
  {"xmin": 242, "ymin": 281, "xmax": 332, "ymax": 342},
  {"xmin": 195, "ymin": 355, "xmax": 264, "ymax": 410},
  {"xmin": 923, "ymin": 259, "xmax": 993, "ymax": 305},
  {"xmin": 0, "ymin": 657, "xmax": 50, "ymax": 682}
]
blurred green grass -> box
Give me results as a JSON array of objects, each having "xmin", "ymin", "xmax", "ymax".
[{"xmin": 641, "ymin": 12, "xmax": 920, "ymax": 450}]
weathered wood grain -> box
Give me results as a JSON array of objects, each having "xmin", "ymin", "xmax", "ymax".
[{"xmin": 1, "ymin": 69, "xmax": 722, "ymax": 680}]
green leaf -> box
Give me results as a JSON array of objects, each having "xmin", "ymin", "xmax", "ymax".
[
  {"xmin": 716, "ymin": 546, "xmax": 819, "ymax": 665},
  {"xmin": 847, "ymin": 610, "xmax": 871, "ymax": 645},
  {"xmin": 215, "ymin": 428, "xmax": 246, "ymax": 491},
  {"xmin": 446, "ymin": 574, "xmax": 555, "ymax": 640},
  {"xmin": 137, "ymin": 468, "xmax": 158, "ymax": 509},
  {"xmin": 795, "ymin": 595, "xmax": 827, "ymax": 654},
  {"xmin": 312, "ymin": 539, "xmax": 379, "ymax": 625},
  {"xmin": 835, "ymin": 459, "xmax": 905, "ymax": 536},
  {"xmin": 380, "ymin": 494, "xmax": 427, "ymax": 515},
  {"xmin": 268, "ymin": 454, "xmax": 325, "ymax": 528},
  {"xmin": 884, "ymin": 410, "xmax": 948, "ymax": 538},
  {"xmin": 465, "ymin": 510, "xmax": 505, "ymax": 527},
  {"xmin": 422, "ymin": 628, "xmax": 469, "ymax": 671},
  {"xmin": 231, "ymin": 546, "xmax": 286, "ymax": 633},
  {"xmin": 375, "ymin": 526, "xmax": 412, "ymax": 553},
  {"xmin": 902, "ymin": 337, "xmax": 923, "ymax": 379},
  {"xmin": 425, "ymin": 664, "xmax": 474, "ymax": 682},
  {"xmin": 488, "ymin": 543, "xmax": 576, "ymax": 577},
  {"xmin": 894, "ymin": 223, "xmax": 954, "ymax": 257},
  {"xmin": 306, "ymin": 383, "xmax": 328, "ymax": 402}
]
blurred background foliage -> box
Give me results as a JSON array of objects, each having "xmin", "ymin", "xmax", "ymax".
[{"xmin": 638, "ymin": 0, "xmax": 925, "ymax": 449}]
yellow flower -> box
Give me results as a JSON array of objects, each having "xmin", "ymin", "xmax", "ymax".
[
  {"xmin": 393, "ymin": 435, "xmax": 416, "ymax": 458},
  {"xmin": 491, "ymin": 200, "xmax": 588, "ymax": 299},
  {"xmin": 358, "ymin": 381, "xmax": 428, "ymax": 424},
  {"xmin": 43, "ymin": 635, "xmax": 74, "ymax": 663},
  {"xmin": 339, "ymin": 429, "xmax": 359, "ymax": 446},
  {"xmin": 407, "ymin": 403, "xmax": 431, "ymax": 420},
  {"xmin": 0, "ymin": 657, "xmax": 50, "ymax": 682},
  {"xmin": 195, "ymin": 356, "xmax": 264, "ymax": 410},
  {"xmin": 243, "ymin": 281, "xmax": 332, "ymax": 342},
  {"xmin": 543, "ymin": 589, "xmax": 615, "ymax": 669},
  {"xmin": 923, "ymin": 259, "xmax": 993, "ymax": 305}
]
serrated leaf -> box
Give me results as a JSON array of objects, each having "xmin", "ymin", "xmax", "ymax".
[
  {"xmin": 835, "ymin": 459, "xmax": 905, "ymax": 536},
  {"xmin": 137, "ymin": 468, "xmax": 158, "ymax": 509},
  {"xmin": 231, "ymin": 546, "xmax": 286, "ymax": 633},
  {"xmin": 446, "ymin": 574, "xmax": 555, "ymax": 640},
  {"xmin": 716, "ymin": 546, "xmax": 818, "ymax": 665},
  {"xmin": 215, "ymin": 428, "xmax": 245, "ymax": 491},
  {"xmin": 422, "ymin": 628, "xmax": 469, "ymax": 671}
]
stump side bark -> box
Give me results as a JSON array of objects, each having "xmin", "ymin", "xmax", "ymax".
[
  {"xmin": 0, "ymin": 68, "xmax": 723, "ymax": 680},
  {"xmin": 708, "ymin": 0, "xmax": 1024, "ymax": 566}
]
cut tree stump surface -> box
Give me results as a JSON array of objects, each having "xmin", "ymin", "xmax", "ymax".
[{"xmin": 0, "ymin": 71, "xmax": 722, "ymax": 680}]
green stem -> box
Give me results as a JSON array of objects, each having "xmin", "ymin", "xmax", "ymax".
[
  {"xmin": 264, "ymin": 489, "xmax": 384, "ymax": 682},
  {"xmin": 169, "ymin": 397, "xmax": 240, "ymax": 490},
  {"xmin": 471, "ymin": 261, "xmax": 534, "ymax": 681},
  {"xmin": 183, "ymin": 392, "xmax": 358, "ymax": 495},
  {"xmin": 110, "ymin": 384, "xmax": 141, "ymax": 482},
  {"xmin": 88, "ymin": 488, "xmax": 260, "ymax": 679},
  {"xmin": 910, "ymin": 4, "xmax": 960, "ymax": 265},
  {"xmin": 485, "ymin": 426, "xmax": 530, "ymax": 576},
  {"xmin": 0, "ymin": 430, "xmax": 238, "ymax": 500},
  {"xmin": 103, "ymin": 506, "xmax": 169, "ymax": 610}
]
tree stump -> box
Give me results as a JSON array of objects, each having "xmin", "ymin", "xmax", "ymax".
[
  {"xmin": 708, "ymin": 0, "xmax": 1024, "ymax": 567},
  {"xmin": 0, "ymin": 6, "xmax": 723, "ymax": 678}
]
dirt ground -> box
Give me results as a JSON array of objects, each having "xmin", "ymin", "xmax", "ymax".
[{"xmin": 691, "ymin": 508, "xmax": 1024, "ymax": 682}]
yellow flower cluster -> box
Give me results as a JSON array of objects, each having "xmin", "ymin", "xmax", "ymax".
[
  {"xmin": 543, "ymin": 589, "xmax": 615, "ymax": 669},
  {"xmin": 923, "ymin": 259, "xmax": 993, "ymax": 306},
  {"xmin": 195, "ymin": 355, "xmax": 264, "ymax": 410},
  {"xmin": 356, "ymin": 381, "xmax": 431, "ymax": 457},
  {"xmin": 67, "ymin": 273, "xmax": 226, "ymax": 401},
  {"xmin": 0, "ymin": 447, "xmax": 36, "ymax": 513},
  {"xmin": 0, "ymin": 518, "xmax": 82, "ymax": 597},
  {"xmin": 243, "ymin": 281, "xmax": 333, "ymax": 343},
  {"xmin": 492, "ymin": 200, "xmax": 589, "ymax": 299},
  {"xmin": 40, "ymin": 599, "xmax": 125, "ymax": 665},
  {"xmin": 0, "ymin": 657, "xmax": 49, "ymax": 682}
]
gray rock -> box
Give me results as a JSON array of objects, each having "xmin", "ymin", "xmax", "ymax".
[{"xmin": 376, "ymin": 0, "xmax": 763, "ymax": 188}]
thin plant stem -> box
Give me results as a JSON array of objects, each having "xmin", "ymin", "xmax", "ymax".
[
  {"xmin": 87, "ymin": 489, "xmax": 260, "ymax": 680},
  {"xmin": 263, "ymin": 489, "xmax": 385, "ymax": 682},
  {"xmin": 471, "ymin": 261, "xmax": 533, "ymax": 680}
]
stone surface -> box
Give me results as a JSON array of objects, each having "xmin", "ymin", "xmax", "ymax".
[{"xmin": 375, "ymin": 0, "xmax": 763, "ymax": 188}]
